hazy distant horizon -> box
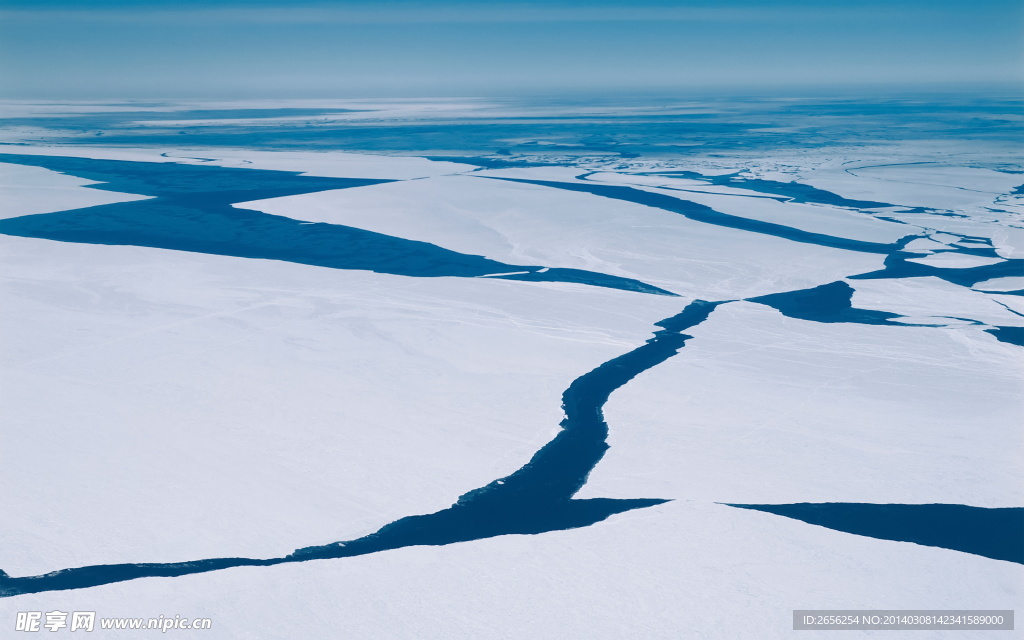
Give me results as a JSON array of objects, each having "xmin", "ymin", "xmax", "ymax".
[
  {"xmin": 1, "ymin": 81, "xmax": 1022, "ymax": 103},
  {"xmin": 1, "ymin": 0, "xmax": 1021, "ymax": 100}
]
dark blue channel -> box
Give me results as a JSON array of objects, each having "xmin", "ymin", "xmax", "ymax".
[
  {"xmin": 0, "ymin": 154, "xmax": 673, "ymax": 296},
  {"xmin": 748, "ymin": 281, "xmax": 903, "ymax": 325},
  {"xmin": 634, "ymin": 170, "xmax": 895, "ymax": 210},
  {"xmin": 850, "ymin": 250, "xmax": 1023, "ymax": 289},
  {"xmin": 0, "ymin": 300, "xmax": 722, "ymax": 597},
  {"xmin": 985, "ymin": 326, "xmax": 1024, "ymax": 347},
  {"xmin": 0, "ymin": 153, "xmax": 386, "ymax": 201},
  {"xmin": 726, "ymin": 503, "xmax": 1024, "ymax": 564},
  {"xmin": 484, "ymin": 172, "xmax": 1021, "ymax": 298},
  {"xmin": 483, "ymin": 177, "xmax": 903, "ymax": 255},
  {"xmin": 749, "ymin": 279, "xmax": 1018, "ymax": 335},
  {"xmin": 423, "ymin": 155, "xmax": 563, "ymax": 170}
]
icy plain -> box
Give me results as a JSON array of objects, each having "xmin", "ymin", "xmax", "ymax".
[{"xmin": 0, "ymin": 97, "xmax": 1021, "ymax": 638}]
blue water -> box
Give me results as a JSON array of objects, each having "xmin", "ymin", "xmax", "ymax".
[
  {"xmin": 727, "ymin": 503, "xmax": 1024, "ymax": 564},
  {"xmin": 0, "ymin": 154, "xmax": 673, "ymax": 296},
  {"xmin": 985, "ymin": 326, "xmax": 1024, "ymax": 347},
  {"xmin": 634, "ymin": 170, "xmax": 894, "ymax": 210},
  {"xmin": 424, "ymin": 156, "xmax": 564, "ymax": 170},
  {"xmin": 0, "ymin": 153, "xmax": 385, "ymax": 200},
  {"xmin": 748, "ymin": 281, "xmax": 903, "ymax": 325},
  {"xmin": 6, "ymin": 95, "xmax": 1021, "ymax": 158},
  {"xmin": 850, "ymin": 250, "xmax": 1023, "ymax": 289},
  {"xmin": 480, "ymin": 174, "xmax": 1024, "ymax": 305},
  {"xmin": 0, "ymin": 300, "xmax": 721, "ymax": 597}
]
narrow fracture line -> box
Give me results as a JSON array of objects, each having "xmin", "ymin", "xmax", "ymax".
[{"xmin": 0, "ymin": 300, "xmax": 726, "ymax": 598}]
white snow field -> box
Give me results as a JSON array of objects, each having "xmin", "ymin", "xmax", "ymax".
[
  {"xmin": 1, "ymin": 500, "xmax": 1019, "ymax": 639},
  {"xmin": 803, "ymin": 163, "xmax": 1024, "ymax": 214},
  {"xmin": 245, "ymin": 170, "xmax": 888, "ymax": 300},
  {"xmin": 0, "ymin": 141, "xmax": 1021, "ymax": 639},
  {"xmin": 0, "ymin": 162, "xmax": 151, "ymax": 219},
  {"xmin": 0, "ymin": 232, "xmax": 683, "ymax": 577}
]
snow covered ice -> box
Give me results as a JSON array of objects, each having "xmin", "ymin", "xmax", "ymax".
[{"xmin": 0, "ymin": 97, "xmax": 1021, "ymax": 638}]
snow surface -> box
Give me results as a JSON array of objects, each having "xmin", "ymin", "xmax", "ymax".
[
  {"xmin": 802, "ymin": 163, "xmax": 1023, "ymax": 213},
  {"xmin": 0, "ymin": 500, "xmax": 1019, "ymax": 640},
  {"xmin": 243, "ymin": 172, "xmax": 888, "ymax": 300},
  {"xmin": 1, "ymin": 233, "xmax": 683, "ymax": 577},
  {"xmin": 974, "ymin": 276, "xmax": 1024, "ymax": 292},
  {"xmin": 0, "ymin": 162, "xmax": 151, "ymax": 219},
  {"xmin": 905, "ymin": 252, "xmax": 1007, "ymax": 269},
  {"xmin": 577, "ymin": 172, "xmax": 912, "ymax": 245},
  {"xmin": 850, "ymin": 277, "xmax": 1024, "ymax": 327},
  {"xmin": 587, "ymin": 301, "xmax": 1023, "ymax": 507},
  {"xmin": 1, "ymin": 139, "xmax": 1021, "ymax": 639}
]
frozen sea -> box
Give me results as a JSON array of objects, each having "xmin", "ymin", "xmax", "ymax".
[{"xmin": 0, "ymin": 95, "xmax": 1022, "ymax": 638}]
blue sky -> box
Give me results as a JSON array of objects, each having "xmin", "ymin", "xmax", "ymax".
[{"xmin": 1, "ymin": 0, "xmax": 1021, "ymax": 99}]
